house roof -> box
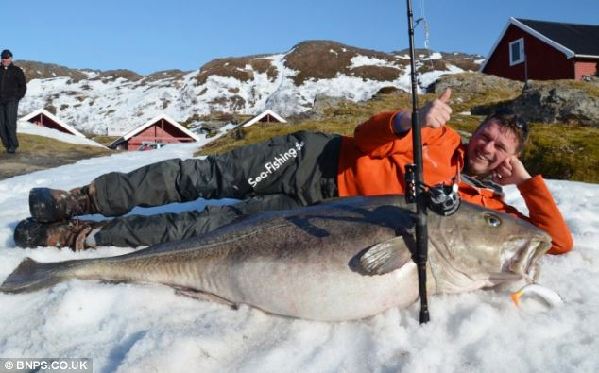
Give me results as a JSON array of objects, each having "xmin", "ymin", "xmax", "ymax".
[
  {"xmin": 241, "ymin": 109, "xmax": 287, "ymax": 128},
  {"xmin": 21, "ymin": 109, "xmax": 86, "ymax": 138},
  {"xmin": 110, "ymin": 114, "xmax": 200, "ymax": 147},
  {"xmin": 480, "ymin": 17, "xmax": 599, "ymax": 72},
  {"xmin": 122, "ymin": 114, "xmax": 200, "ymax": 141},
  {"xmin": 517, "ymin": 18, "xmax": 599, "ymax": 57}
]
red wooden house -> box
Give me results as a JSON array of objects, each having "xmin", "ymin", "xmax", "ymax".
[
  {"xmin": 109, "ymin": 114, "xmax": 200, "ymax": 151},
  {"xmin": 21, "ymin": 109, "xmax": 86, "ymax": 138},
  {"xmin": 481, "ymin": 18, "xmax": 599, "ymax": 81}
]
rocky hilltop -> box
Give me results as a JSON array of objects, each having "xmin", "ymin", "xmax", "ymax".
[{"xmin": 435, "ymin": 73, "xmax": 599, "ymax": 126}]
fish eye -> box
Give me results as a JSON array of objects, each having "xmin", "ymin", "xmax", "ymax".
[{"xmin": 484, "ymin": 213, "xmax": 502, "ymax": 228}]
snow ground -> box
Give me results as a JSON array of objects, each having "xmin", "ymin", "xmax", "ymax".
[{"xmin": 0, "ymin": 144, "xmax": 597, "ymax": 373}]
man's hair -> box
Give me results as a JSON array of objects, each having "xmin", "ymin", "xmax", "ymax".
[{"xmin": 480, "ymin": 108, "xmax": 529, "ymax": 153}]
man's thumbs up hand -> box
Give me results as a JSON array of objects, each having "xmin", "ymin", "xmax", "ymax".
[
  {"xmin": 418, "ymin": 87, "xmax": 453, "ymax": 128},
  {"xmin": 438, "ymin": 87, "xmax": 452, "ymax": 103},
  {"xmin": 392, "ymin": 88, "xmax": 454, "ymax": 135}
]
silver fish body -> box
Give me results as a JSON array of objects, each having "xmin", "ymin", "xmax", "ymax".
[{"xmin": 0, "ymin": 195, "xmax": 551, "ymax": 321}]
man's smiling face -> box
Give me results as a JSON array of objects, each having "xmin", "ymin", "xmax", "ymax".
[{"xmin": 466, "ymin": 119, "xmax": 520, "ymax": 178}]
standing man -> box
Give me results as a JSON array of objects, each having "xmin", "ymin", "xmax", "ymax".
[{"xmin": 0, "ymin": 49, "xmax": 27, "ymax": 154}]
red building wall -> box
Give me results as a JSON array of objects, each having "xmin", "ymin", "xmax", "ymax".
[
  {"xmin": 574, "ymin": 59, "xmax": 598, "ymax": 80},
  {"xmin": 28, "ymin": 114, "xmax": 74, "ymax": 135},
  {"xmin": 483, "ymin": 25, "xmax": 575, "ymax": 81},
  {"xmin": 125, "ymin": 119, "xmax": 195, "ymax": 151}
]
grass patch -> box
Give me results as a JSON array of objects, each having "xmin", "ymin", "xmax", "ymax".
[
  {"xmin": 0, "ymin": 134, "xmax": 112, "ymax": 180},
  {"xmin": 522, "ymin": 124, "xmax": 599, "ymax": 182},
  {"xmin": 17, "ymin": 134, "xmax": 110, "ymax": 154},
  {"xmin": 90, "ymin": 135, "xmax": 120, "ymax": 146}
]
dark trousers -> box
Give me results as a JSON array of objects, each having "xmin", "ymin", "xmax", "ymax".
[
  {"xmin": 93, "ymin": 131, "xmax": 341, "ymax": 246},
  {"xmin": 0, "ymin": 100, "xmax": 19, "ymax": 151}
]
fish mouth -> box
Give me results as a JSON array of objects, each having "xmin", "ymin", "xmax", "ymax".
[{"xmin": 495, "ymin": 238, "xmax": 551, "ymax": 284}]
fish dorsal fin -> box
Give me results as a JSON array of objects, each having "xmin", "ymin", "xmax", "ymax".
[{"xmin": 351, "ymin": 237, "xmax": 414, "ymax": 276}]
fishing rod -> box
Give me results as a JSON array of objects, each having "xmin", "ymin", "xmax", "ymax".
[
  {"xmin": 403, "ymin": 0, "xmax": 460, "ymax": 324},
  {"xmin": 404, "ymin": 0, "xmax": 430, "ymax": 324}
]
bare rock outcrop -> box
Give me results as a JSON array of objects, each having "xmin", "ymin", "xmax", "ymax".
[
  {"xmin": 432, "ymin": 72, "xmax": 523, "ymax": 111},
  {"xmin": 505, "ymin": 80, "xmax": 599, "ymax": 126}
]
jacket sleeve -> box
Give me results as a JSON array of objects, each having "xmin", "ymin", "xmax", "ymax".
[
  {"xmin": 504, "ymin": 176, "xmax": 573, "ymax": 255},
  {"xmin": 352, "ymin": 111, "xmax": 413, "ymax": 158},
  {"xmin": 17, "ymin": 67, "xmax": 26, "ymax": 99}
]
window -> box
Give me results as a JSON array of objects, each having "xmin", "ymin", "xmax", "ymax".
[
  {"xmin": 138, "ymin": 142, "xmax": 165, "ymax": 151},
  {"xmin": 509, "ymin": 39, "xmax": 525, "ymax": 66}
]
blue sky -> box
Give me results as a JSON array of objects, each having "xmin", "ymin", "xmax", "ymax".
[{"xmin": 3, "ymin": 0, "xmax": 598, "ymax": 75}]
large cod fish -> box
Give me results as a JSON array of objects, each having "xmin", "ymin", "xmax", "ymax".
[{"xmin": 0, "ymin": 195, "xmax": 551, "ymax": 321}]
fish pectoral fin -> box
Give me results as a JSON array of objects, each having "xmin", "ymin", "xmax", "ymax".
[
  {"xmin": 172, "ymin": 286, "xmax": 239, "ymax": 310},
  {"xmin": 351, "ymin": 237, "xmax": 413, "ymax": 276}
]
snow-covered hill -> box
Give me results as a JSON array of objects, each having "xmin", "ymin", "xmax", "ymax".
[{"xmin": 18, "ymin": 41, "xmax": 481, "ymax": 136}]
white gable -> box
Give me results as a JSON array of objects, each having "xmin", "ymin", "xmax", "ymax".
[
  {"xmin": 120, "ymin": 113, "xmax": 200, "ymax": 142},
  {"xmin": 21, "ymin": 109, "xmax": 86, "ymax": 138},
  {"xmin": 242, "ymin": 110, "xmax": 287, "ymax": 128}
]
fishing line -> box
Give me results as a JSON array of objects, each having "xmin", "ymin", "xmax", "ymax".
[{"xmin": 414, "ymin": 0, "xmax": 435, "ymax": 83}]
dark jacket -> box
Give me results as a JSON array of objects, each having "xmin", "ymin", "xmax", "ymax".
[{"xmin": 0, "ymin": 63, "xmax": 26, "ymax": 103}]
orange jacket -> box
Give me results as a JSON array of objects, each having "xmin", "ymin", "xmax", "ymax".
[{"xmin": 336, "ymin": 111, "xmax": 573, "ymax": 255}]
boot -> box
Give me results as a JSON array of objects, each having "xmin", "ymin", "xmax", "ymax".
[
  {"xmin": 13, "ymin": 218, "xmax": 104, "ymax": 251},
  {"xmin": 28, "ymin": 184, "xmax": 98, "ymax": 223}
]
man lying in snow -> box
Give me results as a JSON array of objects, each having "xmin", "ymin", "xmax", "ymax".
[{"xmin": 14, "ymin": 89, "xmax": 573, "ymax": 254}]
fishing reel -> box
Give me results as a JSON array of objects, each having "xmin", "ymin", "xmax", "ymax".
[{"xmin": 404, "ymin": 164, "xmax": 461, "ymax": 216}]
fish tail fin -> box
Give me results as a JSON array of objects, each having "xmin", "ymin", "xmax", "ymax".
[{"xmin": 0, "ymin": 257, "xmax": 70, "ymax": 294}]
